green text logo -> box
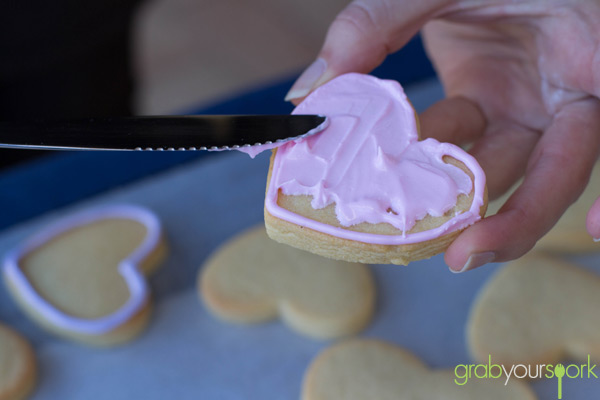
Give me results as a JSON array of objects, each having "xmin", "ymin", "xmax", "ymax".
[{"xmin": 454, "ymin": 355, "xmax": 597, "ymax": 399}]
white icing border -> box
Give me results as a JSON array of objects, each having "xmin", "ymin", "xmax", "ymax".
[
  {"xmin": 266, "ymin": 142, "xmax": 486, "ymax": 245},
  {"xmin": 2, "ymin": 204, "xmax": 163, "ymax": 335}
]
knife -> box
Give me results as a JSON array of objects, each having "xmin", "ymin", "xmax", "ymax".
[{"xmin": 0, "ymin": 115, "xmax": 327, "ymax": 151}]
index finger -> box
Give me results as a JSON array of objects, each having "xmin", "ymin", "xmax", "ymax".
[{"xmin": 445, "ymin": 97, "xmax": 600, "ymax": 272}]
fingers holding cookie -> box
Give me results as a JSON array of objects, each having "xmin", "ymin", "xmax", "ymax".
[
  {"xmin": 467, "ymin": 122, "xmax": 540, "ymax": 201},
  {"xmin": 419, "ymin": 96, "xmax": 487, "ymax": 146},
  {"xmin": 446, "ymin": 99, "xmax": 600, "ymax": 272}
]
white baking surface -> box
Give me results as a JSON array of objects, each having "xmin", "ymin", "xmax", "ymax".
[{"xmin": 1, "ymin": 80, "xmax": 598, "ymax": 399}]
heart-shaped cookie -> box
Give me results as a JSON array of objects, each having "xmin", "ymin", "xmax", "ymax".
[
  {"xmin": 3, "ymin": 205, "xmax": 167, "ymax": 346},
  {"xmin": 0, "ymin": 324, "xmax": 36, "ymax": 400},
  {"xmin": 302, "ymin": 339, "xmax": 535, "ymax": 400},
  {"xmin": 264, "ymin": 73, "xmax": 487, "ymax": 265},
  {"xmin": 199, "ymin": 225, "xmax": 375, "ymax": 339},
  {"xmin": 487, "ymin": 162, "xmax": 600, "ymax": 253},
  {"xmin": 468, "ymin": 253, "xmax": 600, "ymax": 365}
]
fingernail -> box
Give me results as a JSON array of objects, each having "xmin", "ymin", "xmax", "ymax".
[
  {"xmin": 450, "ymin": 251, "xmax": 496, "ymax": 273},
  {"xmin": 594, "ymin": 237, "xmax": 600, "ymax": 242},
  {"xmin": 284, "ymin": 58, "xmax": 327, "ymax": 101}
]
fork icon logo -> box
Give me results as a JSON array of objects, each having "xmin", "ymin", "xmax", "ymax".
[{"xmin": 554, "ymin": 364, "xmax": 565, "ymax": 399}]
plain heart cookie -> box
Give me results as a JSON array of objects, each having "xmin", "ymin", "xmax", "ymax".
[
  {"xmin": 0, "ymin": 324, "xmax": 36, "ymax": 400},
  {"xmin": 3, "ymin": 205, "xmax": 168, "ymax": 347},
  {"xmin": 467, "ymin": 253, "xmax": 600, "ymax": 365},
  {"xmin": 302, "ymin": 339, "xmax": 536, "ymax": 400},
  {"xmin": 264, "ymin": 73, "xmax": 487, "ymax": 265},
  {"xmin": 199, "ymin": 225, "xmax": 375, "ymax": 339}
]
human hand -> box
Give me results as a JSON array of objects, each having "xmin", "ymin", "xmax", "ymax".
[{"xmin": 285, "ymin": 0, "xmax": 600, "ymax": 272}]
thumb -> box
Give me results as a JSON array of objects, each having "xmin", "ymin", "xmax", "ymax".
[{"xmin": 285, "ymin": 0, "xmax": 448, "ymax": 103}]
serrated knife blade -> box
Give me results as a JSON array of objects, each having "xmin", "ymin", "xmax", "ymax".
[{"xmin": 0, "ymin": 115, "xmax": 328, "ymax": 151}]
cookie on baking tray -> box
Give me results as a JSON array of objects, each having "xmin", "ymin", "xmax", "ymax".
[
  {"xmin": 302, "ymin": 339, "xmax": 536, "ymax": 400},
  {"xmin": 199, "ymin": 225, "xmax": 375, "ymax": 339},
  {"xmin": 0, "ymin": 324, "xmax": 36, "ymax": 400},
  {"xmin": 264, "ymin": 73, "xmax": 487, "ymax": 265},
  {"xmin": 3, "ymin": 205, "xmax": 168, "ymax": 347},
  {"xmin": 468, "ymin": 253, "xmax": 600, "ymax": 366}
]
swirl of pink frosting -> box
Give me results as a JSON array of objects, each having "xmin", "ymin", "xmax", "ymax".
[{"xmin": 265, "ymin": 73, "xmax": 486, "ymax": 245}]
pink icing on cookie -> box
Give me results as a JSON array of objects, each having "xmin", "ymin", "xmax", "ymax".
[
  {"xmin": 265, "ymin": 73, "xmax": 486, "ymax": 244},
  {"xmin": 2, "ymin": 205, "xmax": 162, "ymax": 335}
]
